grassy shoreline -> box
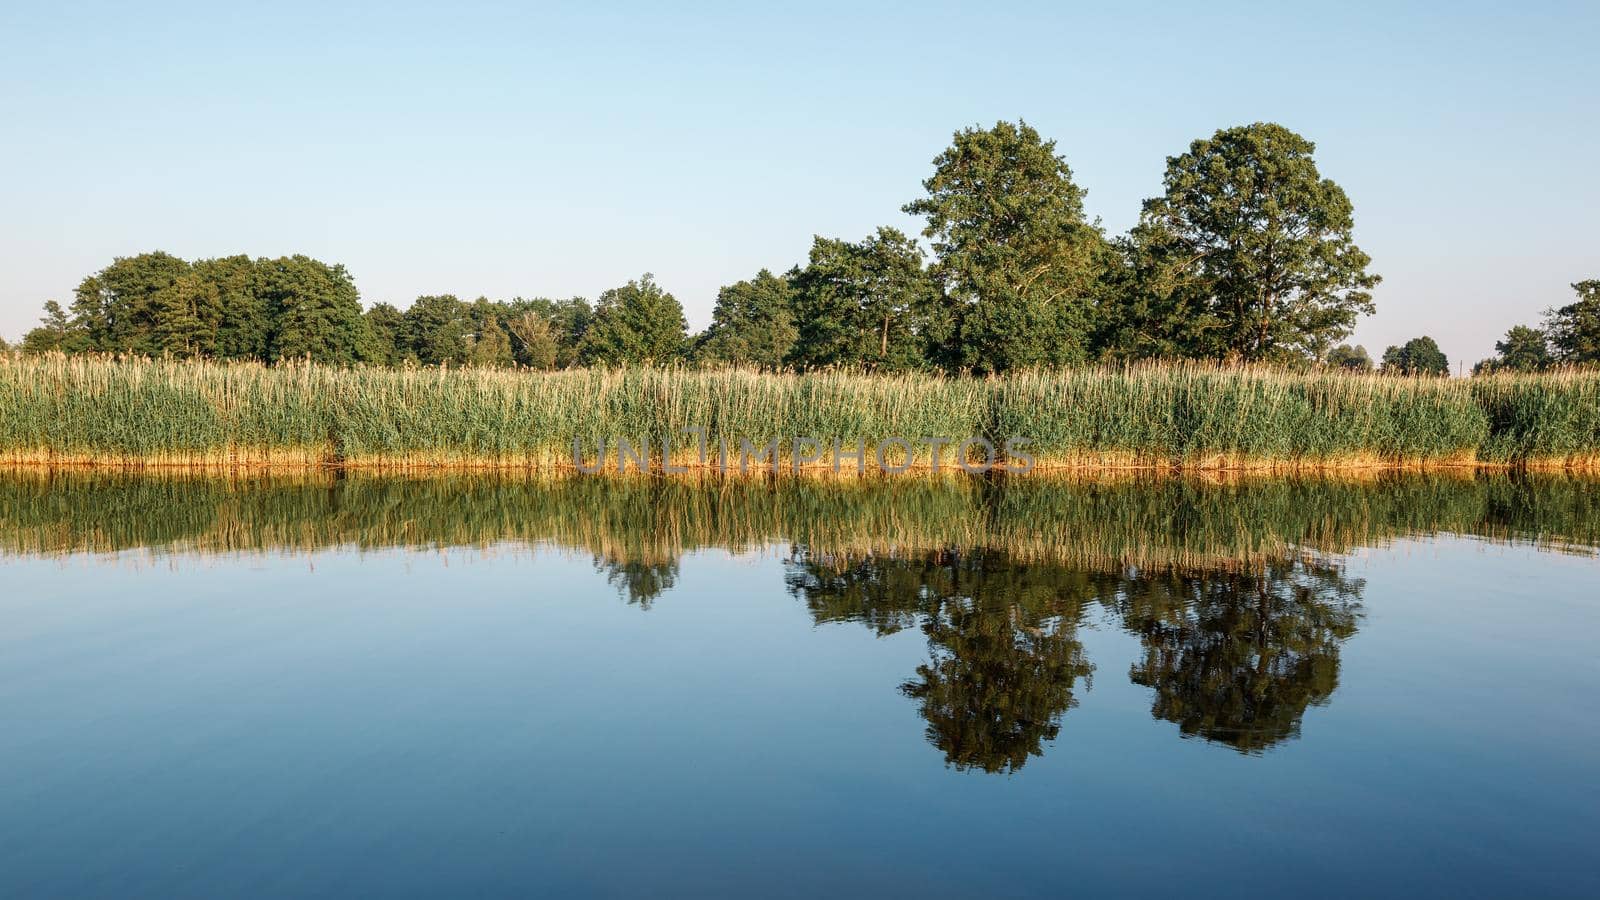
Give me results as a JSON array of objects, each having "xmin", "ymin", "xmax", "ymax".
[{"xmin": 3, "ymin": 354, "xmax": 1598, "ymax": 472}]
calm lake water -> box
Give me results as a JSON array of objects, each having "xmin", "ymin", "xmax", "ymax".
[{"xmin": 1, "ymin": 472, "xmax": 1597, "ymax": 898}]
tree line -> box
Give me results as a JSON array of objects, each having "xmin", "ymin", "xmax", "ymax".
[{"xmin": 13, "ymin": 121, "xmax": 1598, "ymax": 375}]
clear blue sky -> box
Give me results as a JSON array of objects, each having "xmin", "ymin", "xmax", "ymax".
[{"xmin": 2, "ymin": 0, "xmax": 1596, "ymax": 367}]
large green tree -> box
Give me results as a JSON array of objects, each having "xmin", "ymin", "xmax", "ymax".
[
  {"xmin": 68, "ymin": 251, "xmax": 190, "ymax": 353},
  {"xmin": 904, "ymin": 120, "xmax": 1108, "ymax": 372},
  {"xmin": 788, "ymin": 228, "xmax": 945, "ymax": 371},
  {"xmin": 693, "ymin": 269, "xmax": 797, "ymax": 367},
  {"xmin": 1544, "ymin": 280, "xmax": 1600, "ymax": 364},
  {"xmin": 580, "ymin": 274, "xmax": 688, "ymax": 365},
  {"xmin": 257, "ymin": 255, "xmax": 368, "ymax": 364},
  {"xmin": 1130, "ymin": 123, "xmax": 1379, "ymax": 362}
]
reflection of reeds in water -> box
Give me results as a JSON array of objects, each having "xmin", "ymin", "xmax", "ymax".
[{"xmin": 1, "ymin": 469, "xmax": 1595, "ymax": 569}]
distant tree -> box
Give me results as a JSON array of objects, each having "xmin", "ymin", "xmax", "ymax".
[
  {"xmin": 693, "ymin": 269, "xmax": 797, "ymax": 367},
  {"xmin": 148, "ymin": 273, "xmax": 224, "ymax": 357},
  {"xmin": 68, "ymin": 251, "xmax": 190, "ymax": 353},
  {"xmin": 546, "ymin": 298, "xmax": 594, "ymax": 367},
  {"xmin": 580, "ymin": 274, "xmax": 688, "ymax": 365},
  {"xmin": 1326, "ymin": 344, "xmax": 1373, "ymax": 372},
  {"xmin": 788, "ymin": 228, "xmax": 945, "ymax": 372},
  {"xmin": 1489, "ymin": 325, "xmax": 1552, "ymax": 373},
  {"xmin": 599, "ymin": 558, "xmax": 680, "ymax": 609},
  {"xmin": 401, "ymin": 295, "xmax": 472, "ymax": 365},
  {"xmin": 21, "ymin": 301, "xmax": 89, "ymax": 353},
  {"xmin": 470, "ymin": 317, "xmax": 513, "ymax": 367},
  {"xmin": 361, "ymin": 302, "xmax": 406, "ymax": 365},
  {"xmin": 501, "ymin": 297, "xmax": 591, "ymax": 368},
  {"xmin": 904, "ymin": 120, "xmax": 1108, "ymax": 372},
  {"xmin": 257, "ymin": 256, "xmax": 368, "ymax": 364},
  {"xmin": 503, "ymin": 309, "xmax": 558, "ymax": 369},
  {"xmin": 1544, "ymin": 280, "xmax": 1600, "ymax": 365},
  {"xmin": 1381, "ymin": 336, "xmax": 1449, "ymax": 376},
  {"xmin": 1131, "ymin": 123, "xmax": 1379, "ymax": 362}
]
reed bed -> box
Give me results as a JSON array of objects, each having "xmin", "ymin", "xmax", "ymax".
[{"xmin": 2, "ymin": 354, "xmax": 1598, "ymax": 471}]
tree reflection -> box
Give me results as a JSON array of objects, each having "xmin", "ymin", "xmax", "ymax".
[
  {"xmin": 1114, "ymin": 558, "xmax": 1363, "ymax": 753},
  {"xmin": 598, "ymin": 558, "xmax": 679, "ymax": 608},
  {"xmin": 786, "ymin": 549, "xmax": 1364, "ymax": 770},
  {"xmin": 788, "ymin": 549, "xmax": 1099, "ymax": 774}
]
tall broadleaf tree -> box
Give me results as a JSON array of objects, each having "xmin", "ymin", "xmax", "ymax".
[
  {"xmin": 258, "ymin": 256, "xmax": 368, "ymax": 364},
  {"xmin": 694, "ymin": 269, "xmax": 797, "ymax": 367},
  {"xmin": 1131, "ymin": 123, "xmax": 1379, "ymax": 362},
  {"xmin": 788, "ymin": 229, "xmax": 945, "ymax": 372},
  {"xmin": 580, "ymin": 274, "xmax": 688, "ymax": 365},
  {"xmin": 904, "ymin": 120, "xmax": 1109, "ymax": 373}
]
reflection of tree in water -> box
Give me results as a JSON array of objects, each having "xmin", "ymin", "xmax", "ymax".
[
  {"xmin": 787, "ymin": 549, "xmax": 1365, "ymax": 771},
  {"xmin": 597, "ymin": 558, "xmax": 679, "ymax": 608},
  {"xmin": 1114, "ymin": 557, "xmax": 1363, "ymax": 753},
  {"xmin": 787, "ymin": 549, "xmax": 1099, "ymax": 774}
]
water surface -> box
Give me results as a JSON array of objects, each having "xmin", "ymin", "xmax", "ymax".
[{"xmin": 1, "ymin": 472, "xmax": 1597, "ymax": 897}]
